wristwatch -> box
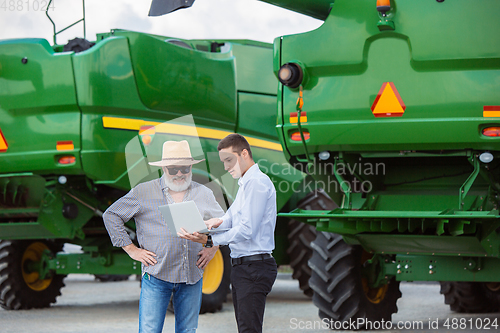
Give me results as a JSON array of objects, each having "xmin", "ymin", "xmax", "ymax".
[{"xmin": 205, "ymin": 234, "xmax": 213, "ymax": 248}]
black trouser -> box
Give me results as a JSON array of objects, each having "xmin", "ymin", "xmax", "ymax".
[{"xmin": 230, "ymin": 258, "xmax": 278, "ymax": 333}]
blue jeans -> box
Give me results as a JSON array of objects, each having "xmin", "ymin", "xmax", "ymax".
[{"xmin": 139, "ymin": 273, "xmax": 202, "ymax": 333}]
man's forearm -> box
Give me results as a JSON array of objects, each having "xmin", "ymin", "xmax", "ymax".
[
  {"xmin": 103, "ymin": 211, "xmax": 134, "ymax": 247},
  {"xmin": 122, "ymin": 243, "xmax": 137, "ymax": 254}
]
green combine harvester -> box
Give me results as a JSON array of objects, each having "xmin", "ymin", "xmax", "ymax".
[
  {"xmin": 0, "ymin": 1, "xmax": 324, "ymax": 313},
  {"xmin": 268, "ymin": 0, "xmax": 500, "ymax": 326}
]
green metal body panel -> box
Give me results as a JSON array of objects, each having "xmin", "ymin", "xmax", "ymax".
[
  {"xmin": 391, "ymin": 255, "xmax": 500, "ymax": 282},
  {"xmin": 46, "ymin": 251, "xmax": 141, "ymax": 276},
  {"xmin": 0, "ymin": 29, "xmax": 308, "ymax": 274},
  {"xmin": 275, "ymin": 0, "xmax": 500, "ymax": 282},
  {"xmin": 0, "ymin": 39, "xmax": 82, "ymax": 175},
  {"xmin": 277, "ymin": 0, "xmax": 500, "ymax": 155}
]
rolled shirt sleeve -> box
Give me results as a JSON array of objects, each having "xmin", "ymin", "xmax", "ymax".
[{"xmin": 102, "ymin": 188, "xmax": 141, "ymax": 248}]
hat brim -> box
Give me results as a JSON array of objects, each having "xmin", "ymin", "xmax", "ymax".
[{"xmin": 148, "ymin": 158, "xmax": 205, "ymax": 167}]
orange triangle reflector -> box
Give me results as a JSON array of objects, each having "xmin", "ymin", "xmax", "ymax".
[
  {"xmin": 371, "ymin": 82, "xmax": 406, "ymax": 118},
  {"xmin": 0, "ymin": 128, "xmax": 8, "ymax": 152}
]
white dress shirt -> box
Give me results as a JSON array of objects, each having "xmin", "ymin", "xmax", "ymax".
[{"xmin": 212, "ymin": 163, "xmax": 277, "ymax": 258}]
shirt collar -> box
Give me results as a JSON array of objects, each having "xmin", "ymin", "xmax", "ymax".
[{"xmin": 238, "ymin": 163, "xmax": 259, "ymax": 186}]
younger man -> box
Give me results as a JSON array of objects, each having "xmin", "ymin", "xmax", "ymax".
[{"xmin": 179, "ymin": 134, "xmax": 277, "ymax": 333}]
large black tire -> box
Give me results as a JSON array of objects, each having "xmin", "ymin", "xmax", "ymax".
[
  {"xmin": 308, "ymin": 232, "xmax": 401, "ymax": 328},
  {"xmin": 0, "ymin": 240, "xmax": 66, "ymax": 310},
  {"xmin": 287, "ymin": 189, "xmax": 337, "ymax": 297},
  {"xmin": 440, "ymin": 281, "xmax": 500, "ymax": 313},
  {"xmin": 200, "ymin": 245, "xmax": 231, "ymax": 314}
]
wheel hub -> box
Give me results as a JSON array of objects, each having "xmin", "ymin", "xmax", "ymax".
[
  {"xmin": 21, "ymin": 242, "xmax": 53, "ymax": 291},
  {"xmin": 360, "ymin": 251, "xmax": 389, "ymax": 304},
  {"xmin": 485, "ymin": 282, "xmax": 500, "ymax": 292},
  {"xmin": 202, "ymin": 249, "xmax": 224, "ymax": 294},
  {"xmin": 362, "ymin": 278, "xmax": 389, "ymax": 304}
]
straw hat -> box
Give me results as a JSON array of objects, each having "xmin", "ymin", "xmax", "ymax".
[{"xmin": 148, "ymin": 140, "xmax": 205, "ymax": 167}]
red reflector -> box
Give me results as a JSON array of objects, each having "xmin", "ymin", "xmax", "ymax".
[
  {"xmin": 139, "ymin": 125, "xmax": 155, "ymax": 146},
  {"xmin": 291, "ymin": 132, "xmax": 310, "ymax": 141},
  {"xmin": 58, "ymin": 156, "xmax": 76, "ymax": 164},
  {"xmin": 482, "ymin": 127, "xmax": 500, "ymax": 137},
  {"xmin": 57, "ymin": 140, "xmax": 74, "ymax": 151},
  {"xmin": 139, "ymin": 125, "xmax": 155, "ymax": 135},
  {"xmin": 290, "ymin": 111, "xmax": 307, "ymax": 123}
]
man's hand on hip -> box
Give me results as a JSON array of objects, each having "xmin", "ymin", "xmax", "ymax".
[
  {"xmin": 122, "ymin": 243, "xmax": 157, "ymax": 266},
  {"xmin": 197, "ymin": 245, "xmax": 219, "ymax": 269}
]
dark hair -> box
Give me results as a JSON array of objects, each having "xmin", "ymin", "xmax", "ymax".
[{"xmin": 217, "ymin": 133, "xmax": 253, "ymax": 159}]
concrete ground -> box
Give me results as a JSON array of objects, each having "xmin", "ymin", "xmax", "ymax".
[{"xmin": 1, "ymin": 274, "xmax": 499, "ymax": 332}]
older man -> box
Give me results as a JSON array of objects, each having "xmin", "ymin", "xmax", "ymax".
[{"xmin": 103, "ymin": 140, "xmax": 224, "ymax": 333}]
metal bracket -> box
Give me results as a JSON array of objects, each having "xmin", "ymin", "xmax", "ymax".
[
  {"xmin": 333, "ymin": 154, "xmax": 352, "ymax": 209},
  {"xmin": 459, "ymin": 155, "xmax": 480, "ymax": 210},
  {"xmin": 361, "ymin": 255, "xmax": 394, "ymax": 288}
]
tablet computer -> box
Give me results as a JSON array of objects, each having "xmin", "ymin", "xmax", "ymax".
[{"xmin": 159, "ymin": 201, "xmax": 228, "ymax": 236}]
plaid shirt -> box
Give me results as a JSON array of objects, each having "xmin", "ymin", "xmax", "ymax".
[{"xmin": 103, "ymin": 176, "xmax": 225, "ymax": 284}]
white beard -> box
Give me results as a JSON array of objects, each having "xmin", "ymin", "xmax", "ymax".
[{"xmin": 165, "ymin": 172, "xmax": 192, "ymax": 192}]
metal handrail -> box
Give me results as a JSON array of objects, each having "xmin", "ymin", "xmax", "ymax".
[{"xmin": 46, "ymin": 0, "xmax": 86, "ymax": 45}]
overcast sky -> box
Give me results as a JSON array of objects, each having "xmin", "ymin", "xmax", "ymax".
[{"xmin": 0, "ymin": 0, "xmax": 322, "ymax": 45}]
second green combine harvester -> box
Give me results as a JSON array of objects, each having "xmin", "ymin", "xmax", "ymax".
[
  {"xmin": 269, "ymin": 0, "xmax": 500, "ymax": 326},
  {"xmin": 0, "ymin": 22, "xmax": 318, "ymax": 312}
]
